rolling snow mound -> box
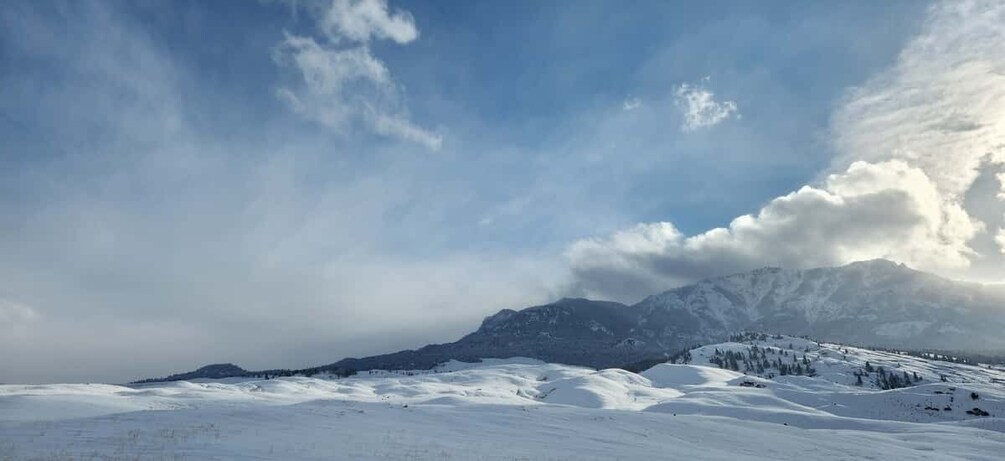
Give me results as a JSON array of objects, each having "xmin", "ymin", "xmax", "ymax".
[{"xmin": 2, "ymin": 336, "xmax": 1004, "ymax": 459}]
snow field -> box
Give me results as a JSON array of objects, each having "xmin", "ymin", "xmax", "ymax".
[{"xmin": 2, "ymin": 338, "xmax": 1004, "ymax": 459}]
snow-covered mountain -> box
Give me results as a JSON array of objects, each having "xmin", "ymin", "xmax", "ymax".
[
  {"xmin": 632, "ymin": 259, "xmax": 1005, "ymax": 351},
  {"xmin": 5, "ymin": 336, "xmax": 1004, "ymax": 459},
  {"xmin": 391, "ymin": 259, "xmax": 1005, "ymax": 370},
  {"xmin": 142, "ymin": 259, "xmax": 1005, "ymax": 381}
]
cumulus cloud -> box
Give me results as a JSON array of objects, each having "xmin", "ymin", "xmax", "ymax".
[
  {"xmin": 568, "ymin": 0, "xmax": 1005, "ymax": 301},
  {"xmin": 274, "ymin": 0, "xmax": 441, "ymax": 149},
  {"xmin": 568, "ymin": 160, "xmax": 979, "ymax": 300},
  {"xmin": 673, "ymin": 78, "xmax": 739, "ymax": 131}
]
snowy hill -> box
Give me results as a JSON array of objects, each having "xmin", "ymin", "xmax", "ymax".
[
  {"xmin": 3, "ymin": 336, "xmax": 1004, "ymax": 459},
  {"xmin": 662, "ymin": 333, "xmax": 1005, "ymax": 426},
  {"xmin": 133, "ymin": 363, "xmax": 247, "ymax": 383}
]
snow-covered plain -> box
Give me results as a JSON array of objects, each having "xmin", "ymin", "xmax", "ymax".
[{"xmin": 2, "ymin": 338, "xmax": 1004, "ymax": 460}]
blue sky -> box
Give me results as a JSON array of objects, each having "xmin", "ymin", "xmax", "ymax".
[{"xmin": 2, "ymin": 0, "xmax": 1004, "ymax": 383}]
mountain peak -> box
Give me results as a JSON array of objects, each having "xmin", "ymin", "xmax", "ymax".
[{"xmin": 841, "ymin": 258, "xmax": 908, "ymax": 270}]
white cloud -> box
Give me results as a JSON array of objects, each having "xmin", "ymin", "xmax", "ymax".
[
  {"xmin": 274, "ymin": 0, "xmax": 440, "ymax": 149},
  {"xmin": 567, "ymin": 160, "xmax": 979, "ymax": 300},
  {"xmin": 673, "ymin": 79, "xmax": 739, "ymax": 131},
  {"xmin": 830, "ymin": 1, "xmax": 1005, "ymax": 199},
  {"xmin": 368, "ymin": 109, "xmax": 444, "ymax": 150},
  {"xmin": 273, "ymin": 35, "xmax": 389, "ymax": 126},
  {"xmin": 0, "ymin": 299, "xmax": 39, "ymax": 327},
  {"xmin": 321, "ymin": 0, "xmax": 418, "ymax": 44},
  {"xmin": 622, "ymin": 97, "xmax": 641, "ymax": 111},
  {"xmin": 0, "ymin": 299, "xmax": 39, "ymax": 331},
  {"xmin": 569, "ymin": 0, "xmax": 1005, "ymax": 301},
  {"xmin": 998, "ymin": 172, "xmax": 1005, "ymax": 254}
]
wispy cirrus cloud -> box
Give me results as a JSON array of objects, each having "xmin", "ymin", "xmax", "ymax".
[
  {"xmin": 274, "ymin": 0, "xmax": 441, "ymax": 149},
  {"xmin": 319, "ymin": 0, "xmax": 418, "ymax": 44}
]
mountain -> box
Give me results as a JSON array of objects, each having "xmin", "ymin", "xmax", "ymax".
[
  {"xmin": 322, "ymin": 260, "xmax": 1005, "ymax": 371},
  {"xmin": 633, "ymin": 259, "xmax": 1005, "ymax": 351},
  {"xmin": 329, "ymin": 298, "xmax": 652, "ymax": 372},
  {"xmin": 140, "ymin": 259, "xmax": 1005, "ymax": 382}
]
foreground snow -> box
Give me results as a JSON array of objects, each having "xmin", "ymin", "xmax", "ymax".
[{"xmin": 2, "ymin": 340, "xmax": 1004, "ymax": 460}]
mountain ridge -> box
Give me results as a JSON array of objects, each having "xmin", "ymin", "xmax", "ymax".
[{"xmin": 137, "ymin": 259, "xmax": 1005, "ymax": 383}]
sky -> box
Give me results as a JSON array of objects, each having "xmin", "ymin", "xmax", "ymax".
[{"xmin": 1, "ymin": 0, "xmax": 1004, "ymax": 384}]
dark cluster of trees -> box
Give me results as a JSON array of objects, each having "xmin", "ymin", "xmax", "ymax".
[
  {"xmin": 729, "ymin": 332, "xmax": 815, "ymax": 344},
  {"xmin": 250, "ymin": 366, "xmax": 356, "ymax": 380},
  {"xmin": 708, "ymin": 346, "xmax": 817, "ymax": 377},
  {"xmin": 852, "ymin": 361, "xmax": 922, "ymax": 390},
  {"xmin": 133, "ymin": 364, "xmax": 357, "ymax": 384},
  {"xmin": 615, "ymin": 349, "xmax": 694, "ymax": 373},
  {"xmin": 730, "ymin": 332, "xmax": 771, "ymax": 342}
]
